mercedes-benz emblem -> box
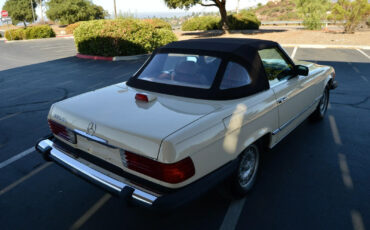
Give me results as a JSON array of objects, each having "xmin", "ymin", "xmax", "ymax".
[{"xmin": 86, "ymin": 122, "xmax": 96, "ymax": 135}]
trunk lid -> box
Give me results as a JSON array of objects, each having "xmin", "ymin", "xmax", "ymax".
[{"xmin": 49, "ymin": 83, "xmax": 219, "ymax": 167}]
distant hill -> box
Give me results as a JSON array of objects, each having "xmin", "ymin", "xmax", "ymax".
[{"xmin": 254, "ymin": 0, "xmax": 300, "ymax": 21}]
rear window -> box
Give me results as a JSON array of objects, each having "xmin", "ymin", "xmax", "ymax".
[{"xmin": 138, "ymin": 53, "xmax": 222, "ymax": 89}]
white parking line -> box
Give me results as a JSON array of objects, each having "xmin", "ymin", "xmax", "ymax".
[
  {"xmin": 360, "ymin": 76, "xmax": 368, "ymax": 82},
  {"xmin": 356, "ymin": 49, "xmax": 370, "ymax": 60},
  {"xmin": 0, "ymin": 112, "xmax": 21, "ymax": 122},
  {"xmin": 220, "ymin": 198, "xmax": 246, "ymax": 230},
  {"xmin": 0, "ymin": 147, "xmax": 35, "ymax": 169},
  {"xmin": 329, "ymin": 115, "xmax": 342, "ymax": 145},
  {"xmin": 351, "ymin": 210, "xmax": 365, "ymax": 230},
  {"xmin": 338, "ymin": 153, "xmax": 353, "ymax": 189},
  {"xmin": 70, "ymin": 193, "xmax": 112, "ymax": 230},
  {"xmin": 0, "ymin": 162, "xmax": 52, "ymax": 196},
  {"xmin": 291, "ymin": 46, "xmax": 298, "ymax": 59}
]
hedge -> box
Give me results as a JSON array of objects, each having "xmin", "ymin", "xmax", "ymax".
[
  {"xmin": 65, "ymin": 22, "xmax": 82, "ymax": 34},
  {"xmin": 143, "ymin": 18, "xmax": 172, "ymax": 30},
  {"xmin": 181, "ymin": 12, "xmax": 261, "ymax": 31},
  {"xmin": 74, "ymin": 19, "xmax": 177, "ymax": 57},
  {"xmin": 182, "ymin": 16, "xmax": 221, "ymax": 31},
  {"xmin": 5, "ymin": 25, "xmax": 56, "ymax": 40}
]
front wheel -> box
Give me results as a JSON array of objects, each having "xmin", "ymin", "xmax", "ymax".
[
  {"xmin": 231, "ymin": 144, "xmax": 260, "ymax": 198},
  {"xmin": 311, "ymin": 86, "xmax": 329, "ymax": 121}
]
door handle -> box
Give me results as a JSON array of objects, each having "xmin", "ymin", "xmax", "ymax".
[{"xmin": 277, "ymin": 96, "xmax": 288, "ymax": 104}]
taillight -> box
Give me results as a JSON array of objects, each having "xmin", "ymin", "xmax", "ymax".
[
  {"xmin": 331, "ymin": 70, "xmax": 336, "ymax": 80},
  {"xmin": 123, "ymin": 151, "xmax": 195, "ymax": 184},
  {"xmin": 48, "ymin": 119, "xmax": 76, "ymax": 144},
  {"xmin": 135, "ymin": 93, "xmax": 156, "ymax": 102}
]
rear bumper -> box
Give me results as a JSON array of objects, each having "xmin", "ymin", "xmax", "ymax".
[{"xmin": 36, "ymin": 136, "xmax": 237, "ymax": 209}]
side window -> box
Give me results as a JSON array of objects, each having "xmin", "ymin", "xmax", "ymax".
[
  {"xmin": 220, "ymin": 62, "xmax": 251, "ymax": 89},
  {"xmin": 258, "ymin": 48, "xmax": 294, "ymax": 87}
]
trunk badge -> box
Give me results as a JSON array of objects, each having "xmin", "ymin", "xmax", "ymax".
[{"xmin": 87, "ymin": 122, "xmax": 97, "ymax": 135}]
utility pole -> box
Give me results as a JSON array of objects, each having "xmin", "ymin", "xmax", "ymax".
[
  {"xmin": 113, "ymin": 0, "xmax": 117, "ymax": 19},
  {"xmin": 39, "ymin": 0, "xmax": 44, "ymax": 24},
  {"xmin": 30, "ymin": 0, "xmax": 35, "ymax": 24},
  {"xmin": 236, "ymin": 0, "xmax": 240, "ymax": 14}
]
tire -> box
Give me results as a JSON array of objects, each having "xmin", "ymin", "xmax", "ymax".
[
  {"xmin": 310, "ymin": 86, "xmax": 329, "ymax": 121},
  {"xmin": 231, "ymin": 144, "xmax": 260, "ymax": 198}
]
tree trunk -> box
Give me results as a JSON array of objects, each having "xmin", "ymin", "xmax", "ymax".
[
  {"xmin": 23, "ymin": 21, "xmax": 27, "ymax": 28},
  {"xmin": 217, "ymin": 1, "xmax": 229, "ymax": 31}
]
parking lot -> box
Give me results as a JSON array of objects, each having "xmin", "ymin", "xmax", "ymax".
[{"xmin": 0, "ymin": 39, "xmax": 369, "ymax": 230}]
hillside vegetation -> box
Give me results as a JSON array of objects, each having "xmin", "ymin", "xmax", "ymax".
[{"xmin": 254, "ymin": 0, "xmax": 300, "ymax": 21}]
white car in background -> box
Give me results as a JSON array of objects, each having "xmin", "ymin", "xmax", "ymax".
[{"xmin": 36, "ymin": 38, "xmax": 337, "ymax": 209}]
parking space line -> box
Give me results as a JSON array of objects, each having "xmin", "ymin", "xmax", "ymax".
[
  {"xmin": 0, "ymin": 162, "xmax": 52, "ymax": 196},
  {"xmin": 220, "ymin": 198, "xmax": 246, "ymax": 230},
  {"xmin": 329, "ymin": 115, "xmax": 342, "ymax": 145},
  {"xmin": 338, "ymin": 153, "xmax": 353, "ymax": 189},
  {"xmin": 352, "ymin": 66, "xmax": 360, "ymax": 74},
  {"xmin": 291, "ymin": 46, "xmax": 298, "ymax": 59},
  {"xmin": 351, "ymin": 210, "xmax": 365, "ymax": 230},
  {"xmin": 0, "ymin": 112, "xmax": 21, "ymax": 122},
  {"xmin": 360, "ymin": 76, "xmax": 368, "ymax": 82},
  {"xmin": 0, "ymin": 147, "xmax": 34, "ymax": 169},
  {"xmin": 356, "ymin": 49, "xmax": 370, "ymax": 60},
  {"xmin": 69, "ymin": 193, "xmax": 112, "ymax": 230}
]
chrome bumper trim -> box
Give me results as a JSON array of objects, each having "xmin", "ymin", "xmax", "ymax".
[{"xmin": 37, "ymin": 139, "xmax": 158, "ymax": 205}]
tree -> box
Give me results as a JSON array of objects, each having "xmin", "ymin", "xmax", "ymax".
[
  {"xmin": 295, "ymin": 0, "xmax": 330, "ymax": 30},
  {"xmin": 2, "ymin": 0, "xmax": 37, "ymax": 27},
  {"xmin": 330, "ymin": 0, "xmax": 370, "ymax": 34},
  {"xmin": 46, "ymin": 0, "xmax": 107, "ymax": 25},
  {"xmin": 163, "ymin": 0, "xmax": 230, "ymax": 30}
]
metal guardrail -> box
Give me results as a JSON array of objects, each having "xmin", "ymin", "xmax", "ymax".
[{"xmin": 261, "ymin": 20, "xmax": 346, "ymax": 25}]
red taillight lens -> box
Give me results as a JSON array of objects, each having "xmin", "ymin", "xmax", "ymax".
[
  {"xmin": 135, "ymin": 93, "xmax": 149, "ymax": 102},
  {"xmin": 124, "ymin": 151, "xmax": 195, "ymax": 184},
  {"xmin": 48, "ymin": 119, "xmax": 76, "ymax": 144}
]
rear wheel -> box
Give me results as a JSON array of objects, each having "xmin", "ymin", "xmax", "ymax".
[
  {"xmin": 231, "ymin": 144, "xmax": 260, "ymax": 197},
  {"xmin": 311, "ymin": 86, "xmax": 329, "ymax": 121}
]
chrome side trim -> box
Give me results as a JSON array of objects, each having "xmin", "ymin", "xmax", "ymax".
[
  {"xmin": 37, "ymin": 139, "xmax": 159, "ymax": 205},
  {"xmin": 272, "ymin": 96, "xmax": 321, "ymax": 136},
  {"xmin": 74, "ymin": 129, "xmax": 108, "ymax": 145}
]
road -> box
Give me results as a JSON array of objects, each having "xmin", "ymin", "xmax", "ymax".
[{"xmin": 0, "ymin": 39, "xmax": 369, "ymax": 230}]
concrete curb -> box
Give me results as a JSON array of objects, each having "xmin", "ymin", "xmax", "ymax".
[
  {"xmin": 282, "ymin": 44, "xmax": 370, "ymax": 50},
  {"xmin": 76, "ymin": 53, "xmax": 150, "ymax": 61},
  {"xmin": 4, "ymin": 36, "xmax": 74, "ymax": 43}
]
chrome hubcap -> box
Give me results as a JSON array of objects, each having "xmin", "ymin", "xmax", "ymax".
[
  {"xmin": 238, "ymin": 146, "xmax": 258, "ymax": 188},
  {"xmin": 320, "ymin": 90, "xmax": 328, "ymax": 115}
]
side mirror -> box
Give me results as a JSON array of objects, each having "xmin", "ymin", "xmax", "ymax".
[{"xmin": 295, "ymin": 65, "xmax": 309, "ymax": 76}]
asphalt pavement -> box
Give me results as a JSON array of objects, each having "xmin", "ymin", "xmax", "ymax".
[{"xmin": 0, "ymin": 39, "xmax": 369, "ymax": 230}]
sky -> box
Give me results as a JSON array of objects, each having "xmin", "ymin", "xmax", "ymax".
[{"xmin": 0, "ymin": 0, "xmax": 268, "ymax": 19}]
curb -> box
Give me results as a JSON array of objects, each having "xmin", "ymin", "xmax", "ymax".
[
  {"xmin": 281, "ymin": 44, "xmax": 370, "ymax": 50},
  {"xmin": 4, "ymin": 36, "xmax": 74, "ymax": 43},
  {"xmin": 76, "ymin": 53, "xmax": 150, "ymax": 61}
]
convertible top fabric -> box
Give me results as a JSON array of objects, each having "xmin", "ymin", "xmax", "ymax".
[{"xmin": 127, "ymin": 38, "xmax": 282, "ymax": 100}]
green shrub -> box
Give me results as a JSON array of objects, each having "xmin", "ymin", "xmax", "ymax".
[
  {"xmin": 65, "ymin": 22, "xmax": 82, "ymax": 34},
  {"xmin": 181, "ymin": 12, "xmax": 260, "ymax": 31},
  {"xmin": 228, "ymin": 11, "xmax": 261, "ymax": 30},
  {"xmin": 5, "ymin": 25, "xmax": 55, "ymax": 40},
  {"xmin": 74, "ymin": 19, "xmax": 177, "ymax": 57},
  {"xmin": 143, "ymin": 18, "xmax": 172, "ymax": 30},
  {"xmin": 181, "ymin": 16, "xmax": 221, "ymax": 31},
  {"xmin": 5, "ymin": 28, "xmax": 26, "ymax": 40},
  {"xmin": 24, "ymin": 25, "xmax": 56, "ymax": 39}
]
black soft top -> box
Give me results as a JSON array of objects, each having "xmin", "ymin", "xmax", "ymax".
[{"xmin": 127, "ymin": 38, "xmax": 282, "ymax": 100}]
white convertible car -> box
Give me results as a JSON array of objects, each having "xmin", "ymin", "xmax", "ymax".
[{"xmin": 36, "ymin": 38, "xmax": 337, "ymax": 208}]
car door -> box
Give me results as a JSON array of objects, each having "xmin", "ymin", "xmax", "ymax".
[{"xmin": 258, "ymin": 47, "xmax": 314, "ymax": 142}]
